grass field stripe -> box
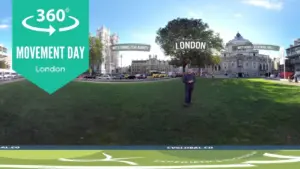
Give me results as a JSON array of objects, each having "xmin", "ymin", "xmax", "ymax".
[
  {"xmin": 0, "ymin": 164, "xmax": 255, "ymax": 169},
  {"xmin": 264, "ymin": 153, "xmax": 300, "ymax": 159},
  {"xmin": 245, "ymin": 158, "xmax": 300, "ymax": 164},
  {"xmin": 244, "ymin": 153, "xmax": 300, "ymax": 164},
  {"xmin": 59, "ymin": 153, "xmax": 144, "ymax": 165}
]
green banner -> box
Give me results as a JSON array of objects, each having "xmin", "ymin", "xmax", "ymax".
[
  {"xmin": 12, "ymin": 0, "xmax": 89, "ymax": 94},
  {"xmin": 232, "ymin": 44, "xmax": 280, "ymax": 51},
  {"xmin": 111, "ymin": 44, "xmax": 151, "ymax": 51}
]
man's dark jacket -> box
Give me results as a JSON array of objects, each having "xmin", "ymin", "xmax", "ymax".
[{"xmin": 182, "ymin": 73, "xmax": 196, "ymax": 88}]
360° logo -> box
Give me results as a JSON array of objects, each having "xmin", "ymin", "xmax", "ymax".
[{"xmin": 21, "ymin": 8, "xmax": 79, "ymax": 36}]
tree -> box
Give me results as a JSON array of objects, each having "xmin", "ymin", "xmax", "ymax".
[
  {"xmin": 89, "ymin": 35, "xmax": 103, "ymax": 74},
  {"xmin": 168, "ymin": 58, "xmax": 182, "ymax": 68},
  {"xmin": 190, "ymin": 50, "xmax": 211, "ymax": 75},
  {"xmin": 209, "ymin": 55, "xmax": 221, "ymax": 74},
  {"xmin": 155, "ymin": 18, "xmax": 223, "ymax": 73}
]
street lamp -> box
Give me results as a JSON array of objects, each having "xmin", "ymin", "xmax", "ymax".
[{"xmin": 283, "ymin": 57, "xmax": 288, "ymax": 79}]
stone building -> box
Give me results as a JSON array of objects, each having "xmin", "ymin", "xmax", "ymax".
[
  {"xmin": 131, "ymin": 55, "xmax": 174, "ymax": 74},
  {"xmin": 210, "ymin": 32, "xmax": 272, "ymax": 76},
  {"xmin": 286, "ymin": 38, "xmax": 300, "ymax": 72},
  {"xmin": 0, "ymin": 44, "xmax": 10, "ymax": 68},
  {"xmin": 96, "ymin": 26, "xmax": 119, "ymax": 74},
  {"xmin": 0, "ymin": 44, "xmax": 8, "ymax": 61}
]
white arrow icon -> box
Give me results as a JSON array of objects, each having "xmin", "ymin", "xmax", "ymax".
[
  {"xmin": 59, "ymin": 16, "xmax": 80, "ymax": 32},
  {"xmin": 22, "ymin": 16, "xmax": 56, "ymax": 36}
]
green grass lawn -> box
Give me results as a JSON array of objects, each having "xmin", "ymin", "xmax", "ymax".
[
  {"xmin": 0, "ymin": 78, "xmax": 300, "ymax": 145},
  {"xmin": 0, "ymin": 150, "xmax": 300, "ymax": 168}
]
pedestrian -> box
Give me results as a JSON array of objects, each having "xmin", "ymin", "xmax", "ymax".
[{"xmin": 182, "ymin": 69, "xmax": 196, "ymax": 107}]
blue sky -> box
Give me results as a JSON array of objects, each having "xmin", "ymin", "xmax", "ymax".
[{"xmin": 1, "ymin": 0, "xmax": 300, "ymax": 66}]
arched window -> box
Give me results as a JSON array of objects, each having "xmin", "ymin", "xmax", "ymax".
[{"xmin": 218, "ymin": 65, "xmax": 221, "ymax": 70}]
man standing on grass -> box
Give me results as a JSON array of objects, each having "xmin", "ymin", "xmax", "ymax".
[{"xmin": 182, "ymin": 69, "xmax": 196, "ymax": 107}]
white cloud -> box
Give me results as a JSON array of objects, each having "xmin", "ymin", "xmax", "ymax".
[
  {"xmin": 234, "ymin": 13, "xmax": 243, "ymax": 18},
  {"xmin": 242, "ymin": 0, "xmax": 283, "ymax": 10},
  {"xmin": 0, "ymin": 24, "xmax": 9, "ymax": 29},
  {"xmin": 187, "ymin": 11, "xmax": 203, "ymax": 18},
  {"xmin": 0, "ymin": 17, "xmax": 11, "ymax": 29}
]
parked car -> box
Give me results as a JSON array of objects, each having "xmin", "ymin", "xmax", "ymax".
[
  {"xmin": 98, "ymin": 74, "xmax": 112, "ymax": 80},
  {"xmin": 152, "ymin": 73, "xmax": 160, "ymax": 78},
  {"xmin": 127, "ymin": 75, "xmax": 136, "ymax": 79},
  {"xmin": 168, "ymin": 72, "xmax": 176, "ymax": 78},
  {"xmin": 159, "ymin": 73, "xmax": 167, "ymax": 78},
  {"xmin": 84, "ymin": 75, "xmax": 96, "ymax": 79},
  {"xmin": 10, "ymin": 73, "xmax": 18, "ymax": 78},
  {"xmin": 84, "ymin": 74, "xmax": 96, "ymax": 79},
  {"xmin": 112, "ymin": 74, "xmax": 124, "ymax": 79},
  {"xmin": 111, "ymin": 74, "xmax": 119, "ymax": 79},
  {"xmin": 135, "ymin": 74, "xmax": 146, "ymax": 79},
  {"xmin": 3, "ymin": 72, "xmax": 12, "ymax": 79}
]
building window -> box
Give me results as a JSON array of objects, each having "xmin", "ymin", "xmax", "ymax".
[
  {"xmin": 259, "ymin": 64, "xmax": 262, "ymax": 70},
  {"xmin": 253, "ymin": 53, "xmax": 255, "ymax": 56}
]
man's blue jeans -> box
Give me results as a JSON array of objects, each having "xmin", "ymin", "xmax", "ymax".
[{"xmin": 185, "ymin": 86, "xmax": 194, "ymax": 104}]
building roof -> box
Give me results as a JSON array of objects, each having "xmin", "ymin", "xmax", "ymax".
[
  {"xmin": 286, "ymin": 44, "xmax": 300, "ymax": 50},
  {"xmin": 226, "ymin": 32, "xmax": 252, "ymax": 46}
]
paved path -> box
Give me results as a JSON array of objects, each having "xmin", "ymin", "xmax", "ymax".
[
  {"xmin": 264, "ymin": 78, "xmax": 300, "ymax": 86},
  {"xmin": 0, "ymin": 78, "xmax": 25, "ymax": 85}
]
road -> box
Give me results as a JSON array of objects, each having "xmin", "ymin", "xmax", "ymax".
[{"xmin": 264, "ymin": 78, "xmax": 300, "ymax": 86}]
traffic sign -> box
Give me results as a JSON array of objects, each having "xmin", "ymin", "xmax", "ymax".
[{"xmin": 12, "ymin": 0, "xmax": 89, "ymax": 94}]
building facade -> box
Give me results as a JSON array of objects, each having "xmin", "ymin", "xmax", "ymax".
[
  {"xmin": 279, "ymin": 59, "xmax": 294, "ymax": 73},
  {"xmin": 131, "ymin": 55, "xmax": 174, "ymax": 74},
  {"xmin": 214, "ymin": 32, "xmax": 272, "ymax": 76},
  {"xmin": 0, "ymin": 44, "xmax": 8, "ymax": 61},
  {"xmin": 286, "ymin": 38, "xmax": 300, "ymax": 72},
  {"xmin": 0, "ymin": 44, "xmax": 10, "ymax": 68},
  {"xmin": 96, "ymin": 26, "xmax": 120, "ymax": 74}
]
